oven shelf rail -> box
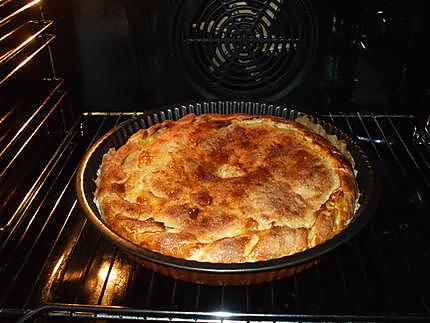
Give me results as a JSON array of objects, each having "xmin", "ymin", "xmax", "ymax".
[{"xmin": 8, "ymin": 303, "xmax": 430, "ymax": 323}]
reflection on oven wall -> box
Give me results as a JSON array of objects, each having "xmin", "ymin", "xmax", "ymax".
[{"xmin": 43, "ymin": 0, "xmax": 430, "ymax": 115}]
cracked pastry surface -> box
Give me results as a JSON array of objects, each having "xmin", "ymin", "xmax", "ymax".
[{"xmin": 95, "ymin": 113, "xmax": 358, "ymax": 263}]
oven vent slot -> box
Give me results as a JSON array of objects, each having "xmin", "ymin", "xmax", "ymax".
[{"xmin": 174, "ymin": 0, "xmax": 318, "ymax": 98}]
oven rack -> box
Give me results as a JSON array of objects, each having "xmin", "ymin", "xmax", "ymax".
[
  {"xmin": 0, "ymin": 0, "xmax": 70, "ymax": 235},
  {"xmin": 0, "ymin": 0, "xmax": 41, "ymax": 27},
  {"xmin": 0, "ymin": 0, "xmax": 55, "ymax": 86},
  {"xmin": 0, "ymin": 112, "xmax": 429, "ymax": 322}
]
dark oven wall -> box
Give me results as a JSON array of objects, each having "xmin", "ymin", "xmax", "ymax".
[{"xmin": 43, "ymin": 0, "xmax": 430, "ymax": 114}]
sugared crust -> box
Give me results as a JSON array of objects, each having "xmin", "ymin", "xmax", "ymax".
[{"xmin": 96, "ymin": 113, "xmax": 358, "ymax": 263}]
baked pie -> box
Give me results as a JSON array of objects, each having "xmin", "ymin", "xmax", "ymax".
[{"xmin": 95, "ymin": 113, "xmax": 358, "ymax": 263}]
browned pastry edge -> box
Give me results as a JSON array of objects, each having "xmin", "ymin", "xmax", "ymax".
[{"xmin": 95, "ymin": 113, "xmax": 358, "ymax": 263}]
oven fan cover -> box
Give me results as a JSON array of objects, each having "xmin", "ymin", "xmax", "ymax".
[{"xmin": 174, "ymin": 0, "xmax": 318, "ymax": 98}]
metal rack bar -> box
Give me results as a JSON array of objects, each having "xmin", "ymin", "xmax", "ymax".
[
  {"xmin": 0, "ymin": 78, "xmax": 63, "ymax": 164},
  {"xmin": 0, "ymin": 77, "xmax": 62, "ymax": 138},
  {"xmin": 352, "ymin": 237, "xmax": 374, "ymax": 308},
  {"xmin": 366, "ymin": 222, "xmax": 390, "ymax": 274},
  {"xmin": 99, "ymin": 250, "xmax": 135, "ymax": 306},
  {"xmin": 343, "ymin": 114, "xmax": 401, "ymax": 311},
  {"xmin": 368, "ymin": 220, "xmax": 392, "ymax": 304},
  {"xmin": 0, "ymin": 89, "xmax": 64, "ymax": 179},
  {"xmin": 1, "ymin": 114, "xmax": 108, "ymax": 307},
  {"xmin": 313, "ymin": 264, "xmax": 325, "ymax": 311},
  {"xmin": 292, "ymin": 271, "xmax": 300, "ymax": 311},
  {"xmin": 0, "ymin": 0, "xmax": 40, "ymax": 26},
  {"xmin": 144, "ymin": 272, "xmax": 156, "ymax": 308},
  {"xmin": 0, "ymin": 131, "xmax": 93, "ymax": 306},
  {"xmin": 15, "ymin": 303, "xmax": 430, "ymax": 323},
  {"xmin": 220, "ymin": 286, "xmax": 225, "ymax": 309},
  {"xmin": 0, "ymin": 126, "xmax": 78, "ymax": 261},
  {"xmin": 0, "ymin": 33, "xmax": 55, "ymax": 86},
  {"xmin": 42, "ymin": 212, "xmax": 88, "ymax": 301},
  {"xmin": 0, "ymin": 89, "xmax": 67, "ymax": 234},
  {"xmin": 373, "ymin": 116, "xmax": 430, "ymax": 194},
  {"xmin": 0, "ymin": 102, "xmax": 14, "ymax": 124},
  {"xmin": 269, "ymin": 281, "xmax": 274, "ymax": 311},
  {"xmin": 336, "ymin": 114, "xmax": 375, "ymax": 307},
  {"xmin": 334, "ymin": 251, "xmax": 351, "ymax": 310},
  {"xmin": 357, "ymin": 113, "xmax": 430, "ymax": 312},
  {"xmin": 388, "ymin": 117, "xmax": 430, "ymax": 186},
  {"xmin": 371, "ymin": 116, "xmax": 430, "ymax": 255},
  {"xmin": 0, "ymin": 20, "xmax": 53, "ymax": 64},
  {"xmin": 71, "ymin": 113, "xmax": 128, "ymax": 304},
  {"xmin": 169, "ymin": 278, "xmax": 178, "ymax": 307},
  {"xmin": 97, "ymin": 248, "xmax": 119, "ymax": 305},
  {"xmin": 0, "ymin": 161, "xmax": 81, "ymax": 305},
  {"xmin": 52, "ymin": 116, "xmax": 110, "ymax": 301},
  {"xmin": 73, "ymin": 240, "xmax": 119, "ymax": 304},
  {"xmin": 327, "ymin": 113, "xmax": 353, "ymax": 311},
  {"xmin": 22, "ymin": 200, "xmax": 78, "ymax": 307},
  {"xmin": 72, "ymin": 234, "xmax": 104, "ymax": 303},
  {"xmin": 244, "ymin": 286, "xmax": 249, "ymax": 312},
  {"xmin": 195, "ymin": 284, "xmax": 201, "ymax": 310},
  {"xmin": 0, "ymin": 81, "xmax": 65, "ymax": 233},
  {"xmin": 327, "ymin": 114, "xmax": 414, "ymax": 118},
  {"xmin": 380, "ymin": 201, "xmax": 429, "ymax": 310},
  {"xmin": 409, "ymin": 132, "xmax": 430, "ymax": 171}
]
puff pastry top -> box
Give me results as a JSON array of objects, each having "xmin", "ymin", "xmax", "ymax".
[{"xmin": 95, "ymin": 113, "xmax": 358, "ymax": 263}]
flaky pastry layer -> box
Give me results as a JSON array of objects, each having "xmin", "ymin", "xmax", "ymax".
[{"xmin": 95, "ymin": 113, "xmax": 358, "ymax": 263}]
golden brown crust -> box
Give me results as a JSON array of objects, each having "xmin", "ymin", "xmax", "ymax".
[{"xmin": 96, "ymin": 113, "xmax": 358, "ymax": 263}]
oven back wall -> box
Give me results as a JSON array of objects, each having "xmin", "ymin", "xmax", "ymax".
[
  {"xmin": 43, "ymin": 0, "xmax": 430, "ymax": 114},
  {"xmin": 43, "ymin": 0, "xmax": 143, "ymax": 111}
]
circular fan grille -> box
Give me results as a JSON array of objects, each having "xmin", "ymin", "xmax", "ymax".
[{"xmin": 174, "ymin": 0, "xmax": 317, "ymax": 98}]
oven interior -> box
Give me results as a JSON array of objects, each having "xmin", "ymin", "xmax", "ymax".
[{"xmin": 0, "ymin": 0, "xmax": 430, "ymax": 321}]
